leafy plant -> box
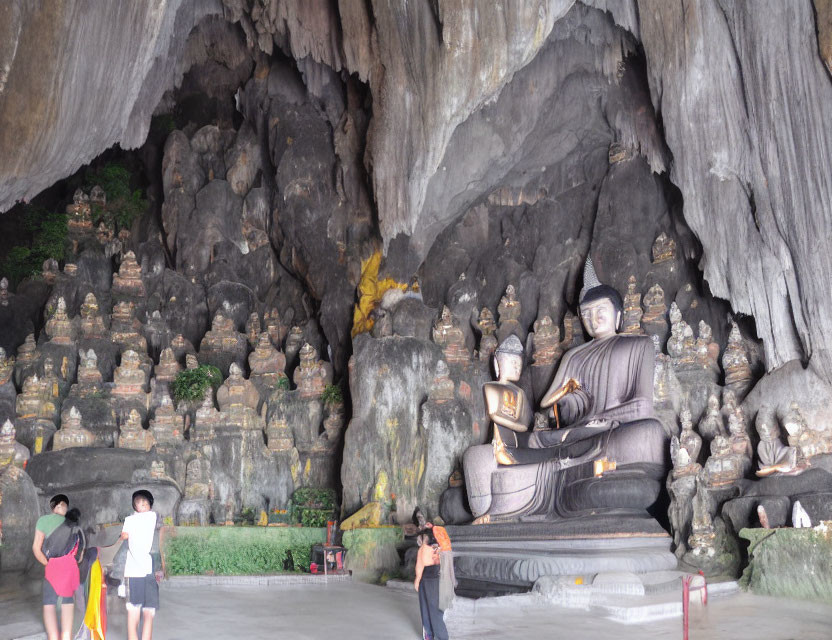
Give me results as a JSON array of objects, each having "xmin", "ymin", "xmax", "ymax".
[
  {"xmin": 292, "ymin": 488, "xmax": 337, "ymax": 527},
  {"xmin": 275, "ymin": 375, "xmax": 290, "ymax": 390},
  {"xmin": 84, "ymin": 163, "xmax": 147, "ymax": 230},
  {"xmin": 163, "ymin": 526, "xmax": 326, "ymax": 575},
  {"xmin": 321, "ymin": 384, "xmax": 343, "ymax": 406},
  {"xmin": 0, "ymin": 205, "xmax": 67, "ymax": 287},
  {"xmin": 171, "ymin": 365, "xmax": 223, "ymax": 403}
]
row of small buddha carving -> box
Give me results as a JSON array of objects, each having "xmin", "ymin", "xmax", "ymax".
[
  {"xmin": 671, "ymin": 395, "xmax": 829, "ymax": 486},
  {"xmin": 430, "ymin": 278, "xmax": 749, "ymax": 386}
]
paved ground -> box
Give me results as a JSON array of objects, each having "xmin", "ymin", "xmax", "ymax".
[{"xmin": 2, "ymin": 574, "xmax": 832, "ymax": 639}]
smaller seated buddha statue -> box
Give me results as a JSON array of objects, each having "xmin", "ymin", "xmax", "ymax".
[
  {"xmin": 264, "ymin": 308, "xmax": 287, "ymax": 347},
  {"xmin": 427, "ymin": 361, "xmax": 455, "ymax": 404},
  {"xmin": 89, "ymin": 185, "xmax": 106, "ymax": 208},
  {"xmin": 53, "ymin": 407, "xmax": 95, "ymax": 451},
  {"xmin": 42, "ymin": 258, "xmax": 60, "ymax": 285},
  {"xmin": 246, "ymin": 312, "xmax": 261, "ymax": 347},
  {"xmin": 432, "ymin": 306, "xmax": 470, "ymax": 366},
  {"xmin": 217, "ymin": 363, "xmax": 263, "ymax": 430},
  {"xmin": 118, "ymin": 409, "xmax": 154, "ymax": 452},
  {"xmin": 16, "ymin": 374, "xmax": 44, "ymax": 419},
  {"xmin": 531, "ymin": 315, "xmax": 565, "ymax": 366},
  {"xmin": 695, "ymin": 321, "xmax": 720, "ymax": 376},
  {"xmin": 0, "ymin": 347, "xmax": 14, "ymax": 386},
  {"xmin": 651, "ymin": 232, "xmax": 676, "ymax": 265},
  {"xmin": 727, "ymin": 412, "xmax": 753, "ymax": 476},
  {"xmin": 0, "ymin": 419, "xmax": 30, "ymax": 469},
  {"xmin": 670, "ymin": 406, "xmax": 702, "ymax": 479},
  {"xmin": 620, "ymin": 276, "xmax": 644, "ymax": 335},
  {"xmin": 40, "ymin": 357, "xmax": 62, "ymax": 398},
  {"xmin": 45, "ymin": 297, "xmax": 74, "ymax": 344},
  {"xmin": 248, "ymin": 332, "xmax": 287, "ymax": 389},
  {"xmin": 756, "ymin": 410, "xmax": 806, "ymax": 477},
  {"xmin": 476, "ymin": 307, "xmax": 498, "ymax": 362},
  {"xmin": 110, "ymin": 301, "xmax": 147, "ymax": 353},
  {"xmin": 16, "ymin": 333, "xmax": 38, "ymax": 366},
  {"xmin": 184, "ymin": 454, "xmax": 212, "ymax": 500},
  {"xmin": 497, "ymin": 284, "xmax": 523, "ymax": 343},
  {"xmin": 150, "ymin": 392, "xmax": 185, "ymax": 449},
  {"xmin": 322, "ymin": 408, "xmax": 345, "ymax": 447},
  {"xmin": 154, "ymin": 347, "xmax": 182, "ymax": 383},
  {"xmin": 722, "ymin": 322, "xmax": 753, "ymax": 398},
  {"xmin": 284, "ymin": 326, "xmax": 304, "ymax": 364},
  {"xmin": 112, "ymin": 350, "xmax": 148, "ymax": 403},
  {"xmin": 666, "ymin": 304, "xmax": 684, "ymax": 360},
  {"xmin": 697, "ymin": 394, "xmax": 724, "ymax": 441},
  {"xmin": 293, "ymin": 344, "xmax": 333, "ymax": 398},
  {"xmin": 79, "ymin": 293, "xmax": 108, "ymax": 338},
  {"xmin": 702, "ymin": 435, "xmax": 744, "ymax": 487},
  {"xmin": 199, "ymin": 311, "xmax": 248, "ymax": 373},
  {"xmin": 783, "ymin": 402, "xmax": 825, "ymax": 462},
  {"xmin": 96, "ymin": 220, "xmax": 114, "ymax": 244},
  {"xmin": 112, "ymin": 250, "xmax": 146, "ymax": 297},
  {"xmin": 687, "ymin": 495, "xmax": 717, "ymax": 558},
  {"xmin": 0, "ymin": 276, "xmax": 10, "ymax": 306}
]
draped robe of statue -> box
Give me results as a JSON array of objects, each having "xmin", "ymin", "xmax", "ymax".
[{"xmin": 464, "ymin": 333, "xmax": 669, "ymax": 522}]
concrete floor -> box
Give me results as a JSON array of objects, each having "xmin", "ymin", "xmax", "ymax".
[{"xmin": 2, "ymin": 576, "xmax": 832, "ymax": 640}]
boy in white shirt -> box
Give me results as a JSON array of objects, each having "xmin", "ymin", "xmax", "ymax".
[{"xmin": 121, "ymin": 489, "xmax": 159, "ymax": 640}]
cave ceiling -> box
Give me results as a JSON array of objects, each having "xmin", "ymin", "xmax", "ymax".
[{"xmin": 1, "ymin": 0, "xmax": 831, "ymax": 385}]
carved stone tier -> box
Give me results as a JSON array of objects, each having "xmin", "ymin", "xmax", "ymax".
[
  {"xmin": 112, "ymin": 250, "xmax": 146, "ymax": 297},
  {"xmin": 266, "ymin": 416, "xmax": 294, "ymax": 452}
]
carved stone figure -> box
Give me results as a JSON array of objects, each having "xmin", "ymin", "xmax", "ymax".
[
  {"xmin": 0, "ymin": 277, "xmax": 9, "ymax": 306},
  {"xmin": 199, "ymin": 311, "xmax": 248, "ymax": 375},
  {"xmin": 42, "ymin": 258, "xmax": 59, "ymax": 284},
  {"xmin": 722, "ymin": 322, "xmax": 753, "ymax": 398},
  {"xmin": 652, "ymin": 232, "xmax": 676, "ymax": 264},
  {"xmin": 217, "ymin": 363, "xmax": 263, "ymax": 430},
  {"xmin": 0, "ymin": 420, "xmax": 30, "ymax": 469},
  {"xmin": 698, "ymin": 394, "xmax": 724, "ymax": 441},
  {"xmin": 76, "ymin": 349, "xmax": 103, "ymax": 387},
  {"xmin": 476, "ymin": 307, "xmax": 498, "ymax": 362},
  {"xmin": 184, "ymin": 455, "xmax": 212, "ymax": 500},
  {"xmin": 53, "ymin": 407, "xmax": 95, "ymax": 451},
  {"xmin": 687, "ymin": 492, "xmax": 716, "ymax": 558},
  {"xmin": 621, "ymin": 276, "xmax": 644, "ymax": 335},
  {"xmin": 79, "ymin": 293, "xmax": 108, "ymax": 338},
  {"xmin": 702, "ymin": 435, "xmax": 744, "ymax": 487},
  {"xmin": 154, "ymin": 348, "xmax": 182, "ymax": 383},
  {"xmin": 45, "ymin": 297, "xmax": 74, "ymax": 344},
  {"xmin": 16, "ymin": 334, "xmax": 37, "ymax": 365},
  {"xmin": 783, "ymin": 402, "xmax": 825, "ymax": 461},
  {"xmin": 432, "ymin": 306, "xmax": 470, "ymax": 366},
  {"xmin": 497, "ymin": 284, "xmax": 523, "ymax": 342},
  {"xmin": 756, "ymin": 411, "xmax": 805, "ymax": 477},
  {"xmin": 66, "ymin": 189, "xmax": 93, "ymax": 232},
  {"xmin": 463, "ymin": 258, "xmax": 669, "ymax": 524},
  {"xmin": 293, "ymin": 344, "xmax": 333, "ymax": 398},
  {"xmin": 428, "ymin": 361, "xmax": 455, "ymax": 404},
  {"xmin": 641, "ymin": 283, "xmax": 668, "ymax": 338},
  {"xmin": 112, "ymin": 250, "xmax": 145, "ymax": 297},
  {"xmin": 112, "ymin": 350, "xmax": 148, "ymax": 402},
  {"xmin": 284, "ymin": 326, "xmax": 304, "ymax": 364},
  {"xmin": 263, "ymin": 308, "xmax": 287, "ymax": 346},
  {"xmin": 192, "ymin": 389, "xmax": 221, "ymax": 441},
  {"xmin": 531, "ymin": 315, "xmax": 566, "ymax": 366},
  {"xmin": 246, "ymin": 312, "xmax": 262, "ymax": 347},
  {"xmin": 150, "ymin": 393, "xmax": 184, "ymax": 449},
  {"xmin": 670, "ymin": 406, "xmax": 702, "ymax": 479},
  {"xmin": 248, "ymin": 332, "xmax": 287, "ymax": 388},
  {"xmin": 110, "ymin": 301, "xmax": 147, "ymax": 353},
  {"xmin": 0, "ymin": 348, "xmax": 13, "ymax": 385},
  {"xmin": 118, "ymin": 409, "xmax": 154, "ymax": 451},
  {"xmin": 16, "ymin": 374, "xmax": 57, "ymax": 421},
  {"xmin": 695, "ymin": 321, "xmax": 719, "ymax": 375}
]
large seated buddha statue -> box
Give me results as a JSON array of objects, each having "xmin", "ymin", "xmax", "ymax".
[{"xmin": 463, "ymin": 257, "xmax": 670, "ymax": 524}]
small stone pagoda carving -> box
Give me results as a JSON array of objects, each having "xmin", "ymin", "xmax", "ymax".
[
  {"xmin": 154, "ymin": 347, "xmax": 182, "ymax": 383},
  {"xmin": 722, "ymin": 322, "xmax": 753, "ymax": 398},
  {"xmin": 427, "ymin": 361, "xmax": 455, "ymax": 404},
  {"xmin": 53, "ymin": 407, "xmax": 95, "ymax": 451},
  {"xmin": 199, "ymin": 311, "xmax": 248, "ymax": 373},
  {"xmin": 217, "ymin": 363, "xmax": 263, "ymax": 430},
  {"xmin": 76, "ymin": 349, "xmax": 103, "ymax": 388},
  {"xmin": 246, "ymin": 312, "xmax": 261, "ymax": 347},
  {"xmin": 687, "ymin": 494, "xmax": 716, "ymax": 558},
  {"xmin": 0, "ymin": 420, "xmax": 29, "ymax": 469},
  {"xmin": 16, "ymin": 374, "xmax": 57, "ymax": 421},
  {"xmin": 531, "ymin": 315, "xmax": 568, "ymax": 366},
  {"xmin": 16, "ymin": 334, "xmax": 37, "ymax": 366},
  {"xmin": 110, "ymin": 301, "xmax": 147, "ymax": 353},
  {"xmin": 66, "ymin": 189, "xmax": 93, "ymax": 232},
  {"xmin": 184, "ymin": 454, "xmax": 212, "ymax": 500},
  {"xmin": 0, "ymin": 347, "xmax": 13, "ymax": 386},
  {"xmin": 432, "ymin": 307, "xmax": 470, "ymax": 366},
  {"xmin": 621, "ymin": 276, "xmax": 644, "ymax": 335},
  {"xmin": 293, "ymin": 343, "xmax": 333, "ymax": 398},
  {"xmin": 112, "ymin": 251, "xmax": 146, "ymax": 297},
  {"xmin": 111, "ymin": 350, "xmax": 148, "ymax": 403},
  {"xmin": 192, "ymin": 388, "xmax": 221, "ymax": 441},
  {"xmin": 697, "ymin": 394, "xmax": 724, "ymax": 441},
  {"xmin": 695, "ymin": 320, "xmax": 719, "ymax": 376},
  {"xmin": 264, "ymin": 308, "xmax": 286, "ymax": 347},
  {"xmin": 670, "ymin": 406, "xmax": 702, "ymax": 479},
  {"xmin": 118, "ymin": 409, "xmax": 154, "ymax": 451},
  {"xmin": 80, "ymin": 293, "xmax": 108, "ymax": 338},
  {"xmin": 651, "ymin": 232, "xmax": 676, "ymax": 264},
  {"xmin": 150, "ymin": 393, "xmax": 184, "ymax": 450},
  {"xmin": 248, "ymin": 332, "xmax": 287, "ymax": 388},
  {"xmin": 45, "ymin": 297, "xmax": 74, "ymax": 344}
]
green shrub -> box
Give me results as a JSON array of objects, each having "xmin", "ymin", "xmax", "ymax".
[
  {"xmin": 163, "ymin": 526, "xmax": 326, "ymax": 575},
  {"xmin": 322, "ymin": 384, "xmax": 343, "ymax": 406},
  {"xmin": 291, "ymin": 488, "xmax": 337, "ymax": 527},
  {"xmin": 84, "ymin": 163, "xmax": 147, "ymax": 230},
  {"xmin": 275, "ymin": 376, "xmax": 290, "ymax": 390},
  {"xmin": 0, "ymin": 205, "xmax": 67, "ymax": 287},
  {"xmin": 171, "ymin": 365, "xmax": 223, "ymax": 403}
]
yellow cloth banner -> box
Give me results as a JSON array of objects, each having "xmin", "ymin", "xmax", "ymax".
[{"xmin": 83, "ymin": 558, "xmax": 106, "ymax": 640}]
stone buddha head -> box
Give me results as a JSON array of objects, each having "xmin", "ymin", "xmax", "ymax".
[
  {"xmin": 578, "ymin": 257, "xmax": 622, "ymax": 340},
  {"xmin": 494, "ymin": 335, "xmax": 523, "ymax": 382}
]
